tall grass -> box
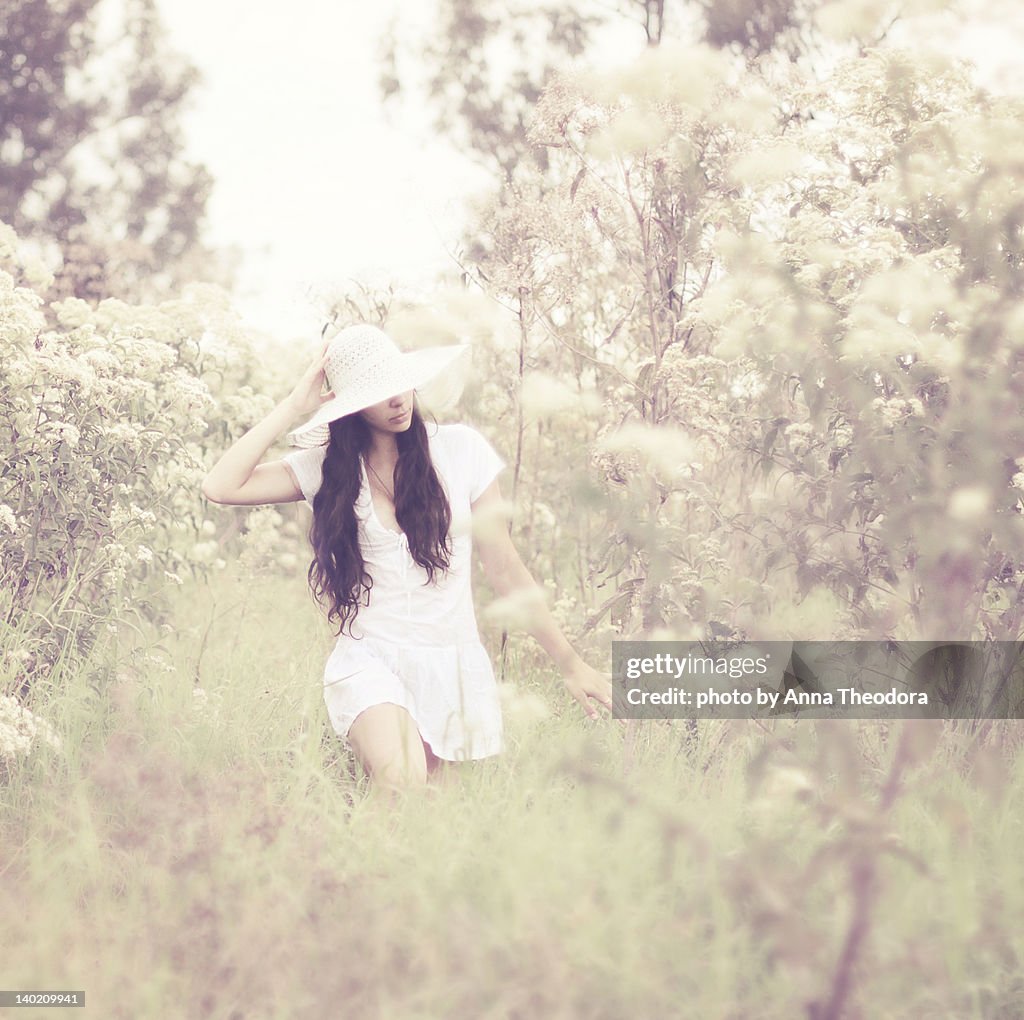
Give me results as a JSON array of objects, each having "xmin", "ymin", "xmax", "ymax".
[{"xmin": 2, "ymin": 567, "xmax": 1023, "ymax": 1019}]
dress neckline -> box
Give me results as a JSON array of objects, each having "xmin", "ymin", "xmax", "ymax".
[{"xmin": 359, "ymin": 457, "xmax": 405, "ymax": 537}]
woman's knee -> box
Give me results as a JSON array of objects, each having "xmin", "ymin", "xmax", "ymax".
[{"xmin": 347, "ymin": 703, "xmax": 429, "ymax": 788}]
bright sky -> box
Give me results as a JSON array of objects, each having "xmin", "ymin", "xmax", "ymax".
[
  {"xmin": 157, "ymin": 0, "xmax": 500, "ymax": 344},
  {"xmin": 155, "ymin": 0, "xmax": 1024, "ymax": 347}
]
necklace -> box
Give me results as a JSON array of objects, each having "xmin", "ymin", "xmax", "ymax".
[{"xmin": 364, "ymin": 458, "xmax": 394, "ymax": 501}]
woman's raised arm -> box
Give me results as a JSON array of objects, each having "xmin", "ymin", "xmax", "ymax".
[{"xmin": 201, "ymin": 341, "xmax": 334, "ymax": 506}]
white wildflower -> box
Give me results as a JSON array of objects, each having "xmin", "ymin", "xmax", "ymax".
[
  {"xmin": 0, "ymin": 505, "xmax": 18, "ymax": 535},
  {"xmin": 238, "ymin": 506, "xmax": 287, "ymax": 572},
  {"xmin": 520, "ymin": 372, "xmax": 598, "ymax": 419},
  {"xmin": 129, "ymin": 505, "xmax": 157, "ymax": 526},
  {"xmin": 729, "ymin": 370, "xmax": 766, "ymax": 401},
  {"xmin": 871, "ymin": 397, "xmax": 915, "ymax": 428},
  {"xmin": 588, "ymin": 107, "xmax": 672, "ymax": 158},
  {"xmin": 106, "ymin": 564, "xmax": 127, "ymax": 585},
  {"xmin": 863, "ymin": 590, "xmax": 889, "ymax": 613},
  {"xmin": 191, "ymin": 684, "xmax": 223, "ymax": 724},
  {"xmin": 784, "ymin": 423, "xmax": 814, "ymax": 440},
  {"xmin": 22, "ymin": 256, "xmax": 54, "ymax": 290},
  {"xmin": 82, "ymin": 348, "xmax": 120, "ymax": 373},
  {"xmin": 5, "ymin": 353, "xmax": 34, "ymax": 388},
  {"xmin": 482, "ymin": 585, "xmax": 549, "ymax": 630},
  {"xmin": 0, "ymin": 694, "xmax": 62, "ymax": 767},
  {"xmin": 532, "ymin": 502, "xmax": 557, "ymax": 531},
  {"xmin": 191, "ymin": 540, "xmax": 219, "ymax": 563},
  {"xmin": 51, "ymin": 297, "xmax": 92, "ymax": 328},
  {"xmin": 831, "ymin": 419, "xmax": 854, "ymax": 447},
  {"xmin": 0, "ymin": 223, "xmax": 19, "ymax": 261},
  {"xmin": 750, "ymin": 764, "xmax": 816, "ymax": 820},
  {"xmin": 595, "ymin": 422, "xmax": 697, "ymax": 480},
  {"xmin": 143, "ymin": 651, "xmax": 175, "ymax": 674},
  {"xmin": 40, "ymin": 352, "xmax": 98, "ymax": 395},
  {"xmin": 198, "ymin": 329, "xmax": 231, "ymax": 359},
  {"xmin": 731, "ymin": 141, "xmax": 806, "ymax": 188},
  {"xmin": 163, "ymin": 371, "xmax": 213, "ymax": 412},
  {"xmin": 103, "ymin": 543, "xmax": 133, "ymax": 569},
  {"xmin": 948, "ymin": 486, "xmax": 991, "ymax": 522},
  {"xmin": 105, "ymin": 422, "xmax": 142, "ymax": 446},
  {"xmin": 498, "ymin": 684, "xmax": 551, "ymax": 727},
  {"xmin": 43, "ymin": 421, "xmax": 81, "ymax": 448},
  {"xmin": 584, "ymin": 40, "xmax": 730, "ymax": 111},
  {"xmin": 103, "ymin": 377, "xmax": 151, "ymax": 403},
  {"xmin": 784, "ymin": 422, "xmax": 815, "ymax": 457}
]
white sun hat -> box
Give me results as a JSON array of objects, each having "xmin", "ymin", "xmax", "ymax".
[{"xmin": 286, "ymin": 322, "xmax": 472, "ymax": 448}]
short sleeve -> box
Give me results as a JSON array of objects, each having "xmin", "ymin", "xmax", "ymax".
[
  {"xmin": 461, "ymin": 425, "xmax": 507, "ymax": 503},
  {"xmin": 282, "ymin": 445, "xmax": 327, "ymax": 505}
]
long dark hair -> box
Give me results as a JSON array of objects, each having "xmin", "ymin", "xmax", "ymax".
[{"xmin": 307, "ymin": 400, "xmax": 453, "ymax": 637}]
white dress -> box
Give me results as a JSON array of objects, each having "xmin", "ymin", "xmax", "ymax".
[{"xmin": 283, "ymin": 422, "xmax": 507, "ymax": 761}]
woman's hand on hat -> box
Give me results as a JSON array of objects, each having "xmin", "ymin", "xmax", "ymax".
[{"xmin": 285, "ymin": 340, "xmax": 335, "ymax": 419}]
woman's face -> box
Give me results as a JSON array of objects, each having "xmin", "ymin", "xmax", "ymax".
[{"xmin": 359, "ymin": 389, "xmax": 415, "ymax": 434}]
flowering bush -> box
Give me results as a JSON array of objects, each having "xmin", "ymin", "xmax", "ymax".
[
  {"xmin": 460, "ymin": 42, "xmax": 1024, "ymax": 642},
  {"xmin": 0, "ymin": 222, "xmax": 302, "ymax": 694}
]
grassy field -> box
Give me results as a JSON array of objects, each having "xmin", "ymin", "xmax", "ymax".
[{"xmin": 2, "ymin": 567, "xmax": 1023, "ymax": 1019}]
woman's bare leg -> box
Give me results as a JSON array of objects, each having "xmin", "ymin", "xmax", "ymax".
[
  {"xmin": 424, "ymin": 743, "xmax": 465, "ymax": 791},
  {"xmin": 347, "ymin": 703, "xmax": 428, "ymax": 798}
]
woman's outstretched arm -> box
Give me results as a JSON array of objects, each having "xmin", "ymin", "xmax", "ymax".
[
  {"xmin": 472, "ymin": 479, "xmax": 613, "ymax": 720},
  {"xmin": 201, "ymin": 340, "xmax": 334, "ymax": 506}
]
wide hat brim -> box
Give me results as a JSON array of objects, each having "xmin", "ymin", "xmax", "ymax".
[{"xmin": 286, "ymin": 344, "xmax": 472, "ymax": 448}]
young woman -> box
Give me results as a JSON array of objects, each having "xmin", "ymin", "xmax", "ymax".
[{"xmin": 202, "ymin": 323, "xmax": 611, "ymax": 794}]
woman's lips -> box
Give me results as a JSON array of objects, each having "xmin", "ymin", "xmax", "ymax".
[{"xmin": 389, "ymin": 410, "xmax": 410, "ymax": 423}]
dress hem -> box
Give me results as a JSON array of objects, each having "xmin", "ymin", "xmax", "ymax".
[{"xmin": 339, "ymin": 700, "xmax": 504, "ymax": 763}]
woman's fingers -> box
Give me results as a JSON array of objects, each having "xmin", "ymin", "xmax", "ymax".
[
  {"xmin": 308, "ymin": 341, "xmax": 330, "ymax": 373},
  {"xmin": 303, "ymin": 350, "xmax": 330, "ymax": 387},
  {"xmin": 569, "ymin": 686, "xmax": 597, "ymax": 720},
  {"xmin": 578, "ymin": 689, "xmax": 603, "ymax": 721}
]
